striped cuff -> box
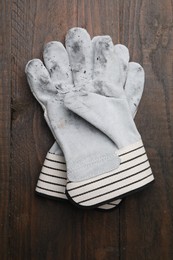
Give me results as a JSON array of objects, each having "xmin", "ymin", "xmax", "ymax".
[
  {"xmin": 66, "ymin": 140, "xmax": 154, "ymax": 208},
  {"xmin": 35, "ymin": 151, "xmax": 122, "ymax": 210},
  {"xmin": 35, "ymin": 153, "xmax": 67, "ymax": 200}
]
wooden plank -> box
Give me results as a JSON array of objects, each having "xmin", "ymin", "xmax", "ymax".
[
  {"xmin": 119, "ymin": 1, "xmax": 173, "ymax": 259},
  {"xmin": 10, "ymin": 0, "xmax": 80, "ymax": 259},
  {"xmin": 0, "ymin": 1, "xmax": 11, "ymax": 259}
]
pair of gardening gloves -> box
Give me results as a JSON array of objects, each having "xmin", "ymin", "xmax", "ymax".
[{"xmin": 25, "ymin": 28, "xmax": 154, "ymax": 210}]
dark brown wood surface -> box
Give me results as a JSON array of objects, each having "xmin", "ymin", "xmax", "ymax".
[{"xmin": 0, "ymin": 0, "xmax": 173, "ymax": 259}]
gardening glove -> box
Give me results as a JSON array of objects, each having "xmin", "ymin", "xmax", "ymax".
[{"xmin": 62, "ymin": 28, "xmax": 154, "ymax": 208}]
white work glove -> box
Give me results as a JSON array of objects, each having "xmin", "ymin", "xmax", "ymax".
[
  {"xmin": 26, "ymin": 27, "xmax": 154, "ymax": 209},
  {"xmin": 61, "ymin": 28, "xmax": 154, "ymax": 208},
  {"xmin": 25, "ymin": 33, "xmax": 126, "ymax": 209},
  {"xmin": 36, "ymin": 60, "xmax": 144, "ymax": 210}
]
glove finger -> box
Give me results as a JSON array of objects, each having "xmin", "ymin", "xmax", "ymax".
[
  {"xmin": 25, "ymin": 59, "xmax": 55, "ymax": 103},
  {"xmin": 43, "ymin": 41, "xmax": 72, "ymax": 84},
  {"xmin": 91, "ymin": 40, "xmax": 130, "ymax": 97},
  {"xmin": 114, "ymin": 44, "xmax": 129, "ymax": 86},
  {"xmin": 125, "ymin": 62, "xmax": 145, "ymax": 117},
  {"xmin": 65, "ymin": 27, "xmax": 93, "ymax": 86},
  {"xmin": 114, "ymin": 44, "xmax": 130, "ymax": 64},
  {"xmin": 93, "ymin": 36, "xmax": 118, "ymax": 84}
]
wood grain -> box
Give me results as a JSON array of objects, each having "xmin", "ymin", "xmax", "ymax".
[
  {"xmin": 119, "ymin": 1, "xmax": 173, "ymax": 260},
  {"xmin": 0, "ymin": 0, "xmax": 173, "ymax": 259},
  {"xmin": 0, "ymin": 1, "xmax": 11, "ymax": 259}
]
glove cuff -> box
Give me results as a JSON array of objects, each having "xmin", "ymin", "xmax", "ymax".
[
  {"xmin": 35, "ymin": 153, "xmax": 67, "ymax": 200},
  {"xmin": 66, "ymin": 139, "xmax": 154, "ymax": 208},
  {"xmin": 35, "ymin": 150, "xmax": 122, "ymax": 210}
]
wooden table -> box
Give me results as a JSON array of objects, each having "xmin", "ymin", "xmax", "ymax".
[{"xmin": 1, "ymin": 1, "xmax": 173, "ymax": 259}]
